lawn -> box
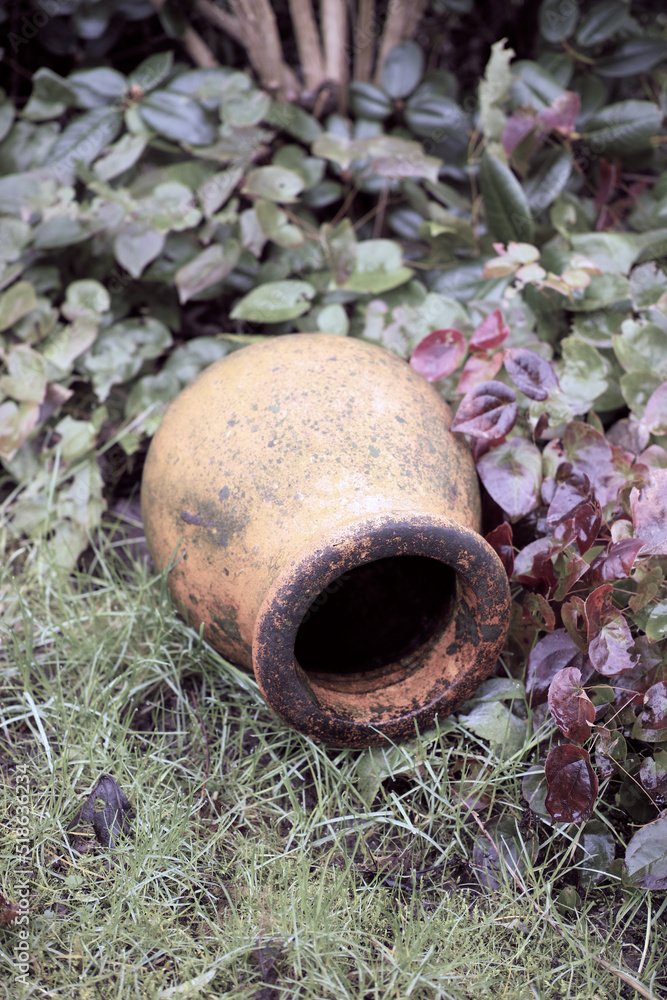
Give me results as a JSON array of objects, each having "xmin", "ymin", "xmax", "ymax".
[{"xmin": 1, "ymin": 524, "xmax": 665, "ymax": 999}]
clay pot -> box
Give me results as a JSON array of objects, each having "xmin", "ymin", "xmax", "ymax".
[{"xmin": 141, "ymin": 333, "xmax": 510, "ymax": 747}]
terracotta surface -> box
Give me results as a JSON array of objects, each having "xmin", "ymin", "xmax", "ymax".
[{"xmin": 141, "ymin": 333, "xmax": 511, "ymax": 747}]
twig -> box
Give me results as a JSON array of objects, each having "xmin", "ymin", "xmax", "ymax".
[
  {"xmin": 321, "ymin": 0, "xmax": 349, "ymax": 112},
  {"xmin": 468, "ymin": 808, "xmax": 658, "ymax": 1000},
  {"xmin": 195, "ymin": 0, "xmax": 245, "ymax": 46},
  {"xmin": 288, "ymin": 0, "xmax": 326, "ymax": 93},
  {"xmin": 149, "ymin": 0, "xmax": 219, "ymax": 68},
  {"xmin": 354, "ymin": 0, "xmax": 376, "ymax": 81}
]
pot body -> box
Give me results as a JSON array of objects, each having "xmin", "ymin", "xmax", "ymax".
[{"xmin": 141, "ymin": 333, "xmax": 510, "ymax": 747}]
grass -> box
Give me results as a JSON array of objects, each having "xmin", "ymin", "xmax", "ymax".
[{"xmin": 1, "ymin": 521, "xmax": 666, "ymax": 1000}]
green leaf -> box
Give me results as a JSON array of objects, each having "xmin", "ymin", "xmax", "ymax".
[
  {"xmin": 381, "ymin": 40, "xmax": 424, "ymax": 99},
  {"xmin": 42, "ymin": 318, "xmax": 98, "ymax": 378},
  {"xmin": 230, "ymin": 280, "xmax": 316, "ymax": 323},
  {"xmin": 0, "ymin": 97, "xmax": 15, "ymax": 144},
  {"xmin": 138, "ymin": 90, "xmax": 218, "ymax": 146},
  {"xmin": 0, "ymin": 400, "xmax": 39, "ymax": 460},
  {"xmin": 137, "ymin": 182, "xmax": 202, "ymax": 232},
  {"xmin": 349, "ymin": 82, "xmax": 393, "ymax": 121},
  {"xmin": 197, "ymin": 166, "xmax": 243, "ymax": 218},
  {"xmin": 23, "ymin": 68, "xmax": 77, "ymax": 120},
  {"xmin": 67, "ymin": 68, "xmax": 127, "ymax": 108},
  {"xmin": 581, "ymin": 101, "xmax": 662, "ymax": 157},
  {"xmin": 0, "ymin": 344, "xmax": 47, "ymax": 402},
  {"xmin": 623, "ymin": 815, "xmax": 667, "ymax": 889},
  {"xmin": 129, "ymin": 51, "xmax": 174, "ymax": 94},
  {"xmin": 523, "ymin": 147, "xmax": 572, "ymax": 212},
  {"xmin": 479, "ymin": 153, "xmax": 534, "ymax": 243},
  {"xmin": 308, "ymin": 303, "xmax": 349, "ymax": 337},
  {"xmin": 557, "ymin": 337, "xmax": 608, "ymax": 413},
  {"xmin": 364, "ymin": 135, "xmax": 441, "ymax": 183},
  {"xmin": 404, "ymin": 94, "xmax": 464, "ymax": 139},
  {"xmin": 630, "ymin": 262, "xmax": 667, "ymax": 311},
  {"xmin": 0, "ymin": 280, "xmax": 38, "ymax": 331},
  {"xmin": 61, "ymin": 280, "xmax": 110, "ymax": 321},
  {"xmin": 0, "ymin": 218, "xmax": 32, "ymax": 261},
  {"xmin": 596, "ymin": 38, "xmax": 667, "ymax": 78},
  {"xmin": 613, "ymin": 320, "xmax": 667, "ymax": 378},
  {"xmin": 538, "ymin": 0, "xmax": 579, "ymax": 43},
  {"xmin": 644, "ymin": 600, "xmax": 667, "ymax": 642},
  {"xmin": 511, "ymin": 60, "xmax": 564, "ymax": 111},
  {"xmin": 241, "ymin": 166, "xmax": 304, "ymax": 204},
  {"xmin": 570, "ymin": 233, "xmax": 643, "ymax": 275},
  {"xmin": 312, "ymin": 132, "xmax": 365, "ymax": 171},
  {"xmin": 175, "ymin": 240, "xmax": 241, "ymax": 303},
  {"xmin": 458, "ymin": 702, "xmax": 527, "ymax": 759},
  {"xmin": 567, "ymin": 273, "xmax": 630, "ymax": 311},
  {"xmin": 265, "ymin": 102, "xmax": 323, "ymax": 143},
  {"xmin": 93, "ymin": 133, "xmax": 147, "ymax": 181},
  {"xmin": 51, "ymin": 107, "xmax": 123, "ymax": 173},
  {"xmin": 479, "ymin": 39, "xmax": 515, "ymax": 143},
  {"xmin": 620, "ymin": 371, "xmax": 662, "ymax": 418},
  {"xmin": 343, "ymin": 239, "xmax": 413, "ymax": 294},
  {"xmin": 255, "ymin": 200, "xmax": 304, "ymax": 249},
  {"xmin": 576, "ymin": 1, "xmax": 628, "ymax": 47},
  {"xmin": 273, "ymin": 146, "xmax": 324, "ymax": 190},
  {"xmin": 80, "ymin": 317, "xmax": 173, "ymax": 401},
  {"xmin": 53, "ymin": 415, "xmax": 96, "ymax": 461},
  {"xmin": 221, "ymin": 89, "xmax": 271, "ymax": 128},
  {"xmin": 114, "ymin": 224, "xmax": 166, "ymax": 279}
]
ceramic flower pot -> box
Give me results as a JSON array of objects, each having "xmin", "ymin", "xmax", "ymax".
[{"xmin": 141, "ymin": 333, "xmax": 510, "ymax": 747}]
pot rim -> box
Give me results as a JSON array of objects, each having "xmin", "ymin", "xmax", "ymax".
[{"xmin": 252, "ymin": 512, "xmax": 510, "ymax": 747}]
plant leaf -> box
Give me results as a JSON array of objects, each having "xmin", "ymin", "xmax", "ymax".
[
  {"xmin": 545, "ymin": 744, "xmax": 598, "ymax": 823},
  {"xmin": 479, "ymin": 153, "xmax": 534, "ymax": 243},
  {"xmin": 623, "ymin": 815, "xmax": 667, "ymax": 889},
  {"xmin": 451, "ymin": 380, "xmax": 518, "ymax": 441},
  {"xmin": 548, "ymin": 667, "xmax": 595, "ymax": 744},
  {"xmin": 503, "ymin": 348, "xmax": 558, "ymax": 400},
  {"xmin": 410, "ymin": 328, "xmax": 465, "ymax": 381},
  {"xmin": 476, "ymin": 437, "xmax": 542, "ymax": 518}
]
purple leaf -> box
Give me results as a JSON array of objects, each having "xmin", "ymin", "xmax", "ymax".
[
  {"xmin": 476, "ymin": 437, "xmax": 542, "ymax": 519},
  {"xmin": 525, "ymin": 629, "xmax": 587, "ymax": 707},
  {"xmin": 630, "ymin": 470, "xmax": 667, "ymax": 556},
  {"xmin": 451, "ymin": 381, "xmax": 518, "ymax": 442},
  {"xmin": 547, "ymin": 667, "xmax": 596, "ymax": 744},
  {"xmin": 503, "ymin": 348, "xmax": 559, "ymax": 401}
]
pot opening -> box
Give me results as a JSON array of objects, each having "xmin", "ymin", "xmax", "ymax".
[{"xmin": 294, "ymin": 555, "xmax": 457, "ymax": 680}]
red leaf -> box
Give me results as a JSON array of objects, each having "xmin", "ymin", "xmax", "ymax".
[
  {"xmin": 410, "ymin": 328, "xmax": 466, "ymax": 382},
  {"xmin": 485, "ymin": 521, "xmax": 514, "ymax": 578},
  {"xmin": 640, "ymin": 681, "xmax": 667, "ymax": 732},
  {"xmin": 548, "ymin": 667, "xmax": 596, "ymax": 744},
  {"xmin": 468, "ymin": 309, "xmax": 509, "ymax": 353},
  {"xmin": 584, "ymin": 583, "xmax": 614, "ymax": 643},
  {"xmin": 643, "ymin": 382, "xmax": 667, "ymax": 435},
  {"xmin": 630, "ymin": 469, "xmax": 667, "ymax": 556},
  {"xmin": 525, "ymin": 629, "xmax": 587, "ymax": 707},
  {"xmin": 599, "ymin": 538, "xmax": 645, "ymax": 581},
  {"xmin": 589, "ymin": 615, "xmax": 637, "ymax": 676},
  {"xmin": 451, "ymin": 381, "xmax": 518, "ymax": 442},
  {"xmin": 502, "ymin": 111, "xmax": 537, "ymax": 156},
  {"xmin": 524, "ymin": 592, "xmax": 556, "ymax": 631},
  {"xmin": 456, "ymin": 352, "xmax": 503, "ymax": 394},
  {"xmin": 503, "ymin": 348, "xmax": 559, "ymax": 401},
  {"xmin": 547, "ymin": 467, "xmax": 591, "ymax": 528},
  {"xmin": 553, "ymin": 548, "xmax": 590, "ymax": 600},
  {"xmin": 567, "ymin": 502, "xmax": 603, "ymax": 557},
  {"xmin": 544, "ymin": 744, "xmax": 598, "ymax": 823},
  {"xmin": 514, "ymin": 537, "xmax": 559, "ymax": 597},
  {"xmin": 536, "ymin": 92, "xmax": 580, "ymax": 137},
  {"xmin": 561, "ymin": 598, "xmax": 588, "ymax": 652}
]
